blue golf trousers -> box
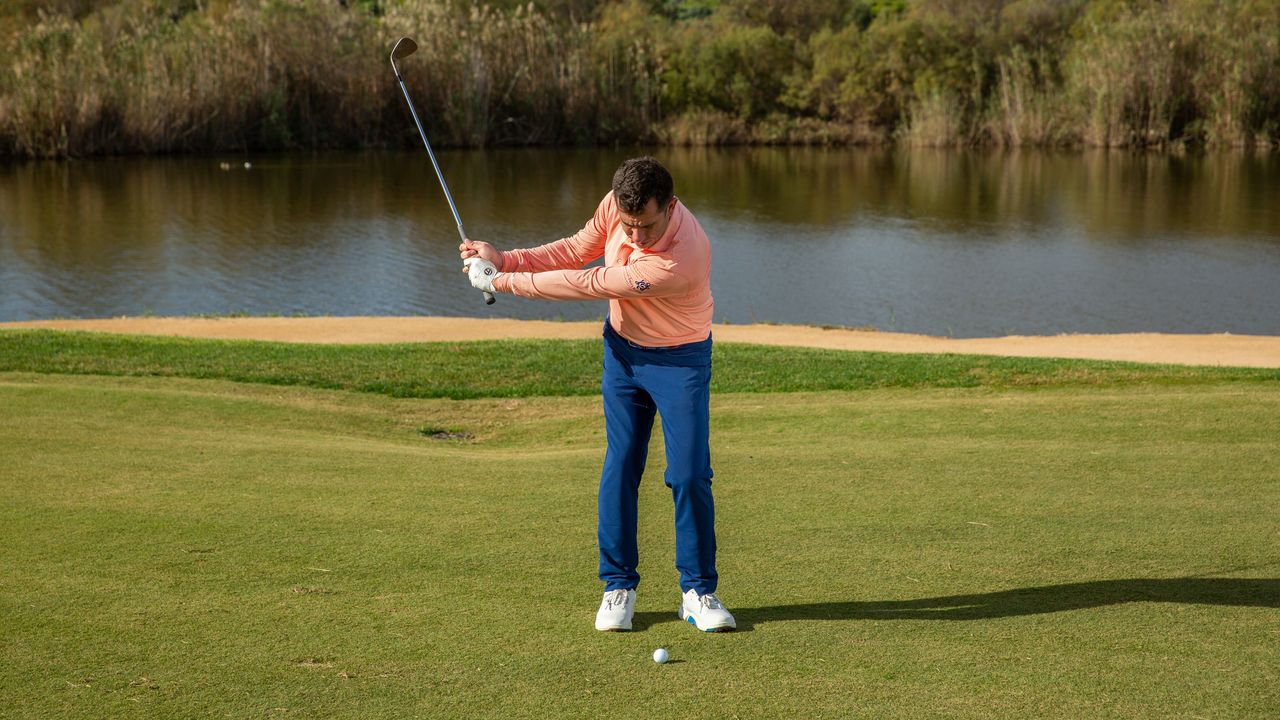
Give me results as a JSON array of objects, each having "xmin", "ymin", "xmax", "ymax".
[{"xmin": 599, "ymin": 320, "xmax": 717, "ymax": 595}]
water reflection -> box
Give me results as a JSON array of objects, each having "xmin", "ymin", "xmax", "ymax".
[
  {"xmin": 1, "ymin": 148, "xmax": 1277, "ymax": 336},
  {"xmin": 663, "ymin": 147, "xmax": 1280, "ymax": 239}
]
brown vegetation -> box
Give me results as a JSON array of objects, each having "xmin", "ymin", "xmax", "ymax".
[{"xmin": 1, "ymin": 0, "xmax": 1277, "ymax": 157}]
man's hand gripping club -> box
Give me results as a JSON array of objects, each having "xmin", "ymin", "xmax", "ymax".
[{"xmin": 460, "ymin": 240, "xmax": 503, "ymax": 295}]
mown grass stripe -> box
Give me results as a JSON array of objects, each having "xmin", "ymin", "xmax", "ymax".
[{"xmin": 1, "ymin": 329, "xmax": 1275, "ymax": 400}]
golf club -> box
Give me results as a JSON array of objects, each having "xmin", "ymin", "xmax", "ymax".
[{"xmin": 391, "ymin": 36, "xmax": 495, "ymax": 305}]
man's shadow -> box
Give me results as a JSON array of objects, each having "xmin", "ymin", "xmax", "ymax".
[{"xmin": 632, "ymin": 578, "xmax": 1279, "ymax": 632}]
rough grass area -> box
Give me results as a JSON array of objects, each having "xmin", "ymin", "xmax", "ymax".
[
  {"xmin": 1, "ymin": 348, "xmax": 1277, "ymax": 717},
  {"xmin": 2, "ymin": 330, "xmax": 1278, "ymax": 399}
]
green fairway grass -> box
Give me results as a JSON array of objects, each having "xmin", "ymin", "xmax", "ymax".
[
  {"xmin": 1, "ymin": 332, "xmax": 1277, "ymax": 718},
  {"xmin": 2, "ymin": 330, "xmax": 1279, "ymax": 398}
]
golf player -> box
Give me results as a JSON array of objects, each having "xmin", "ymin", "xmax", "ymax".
[{"xmin": 459, "ymin": 156, "xmax": 735, "ymax": 633}]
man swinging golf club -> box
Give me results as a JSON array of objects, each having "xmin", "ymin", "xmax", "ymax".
[{"xmin": 459, "ymin": 157, "xmax": 735, "ymax": 633}]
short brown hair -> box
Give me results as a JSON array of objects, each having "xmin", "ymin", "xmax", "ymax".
[{"xmin": 611, "ymin": 157, "xmax": 674, "ymax": 214}]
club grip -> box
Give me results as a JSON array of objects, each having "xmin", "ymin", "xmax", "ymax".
[{"xmin": 458, "ymin": 224, "xmax": 496, "ymax": 306}]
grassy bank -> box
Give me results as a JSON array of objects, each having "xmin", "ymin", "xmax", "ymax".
[
  {"xmin": 2, "ymin": 0, "xmax": 1278, "ymax": 157},
  {"xmin": 2, "ymin": 330, "xmax": 1279, "ymax": 398},
  {"xmin": 2, "ymin": 349, "xmax": 1278, "ymax": 716}
]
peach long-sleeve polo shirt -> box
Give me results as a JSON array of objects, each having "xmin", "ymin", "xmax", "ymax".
[{"xmin": 492, "ymin": 192, "xmax": 714, "ymax": 348}]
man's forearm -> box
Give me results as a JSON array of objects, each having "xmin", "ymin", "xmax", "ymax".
[
  {"xmin": 501, "ymin": 236, "xmax": 602, "ymax": 274},
  {"xmin": 496, "ymin": 265, "xmax": 682, "ymax": 301}
]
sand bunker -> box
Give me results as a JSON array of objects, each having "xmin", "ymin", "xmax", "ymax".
[{"xmin": 3, "ymin": 316, "xmax": 1278, "ymax": 368}]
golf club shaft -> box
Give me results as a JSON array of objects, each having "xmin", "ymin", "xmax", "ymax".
[{"xmin": 393, "ymin": 72, "xmax": 495, "ymax": 305}]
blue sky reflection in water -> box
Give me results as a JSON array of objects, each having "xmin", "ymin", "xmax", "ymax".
[{"xmin": 1, "ymin": 148, "xmax": 1277, "ymax": 337}]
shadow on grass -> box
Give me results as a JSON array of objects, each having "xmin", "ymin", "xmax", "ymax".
[
  {"xmin": 731, "ymin": 578, "xmax": 1280, "ymax": 630},
  {"xmin": 632, "ymin": 578, "xmax": 1279, "ymax": 632}
]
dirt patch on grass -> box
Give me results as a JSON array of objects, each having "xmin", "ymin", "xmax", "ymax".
[{"xmin": 4, "ymin": 316, "xmax": 1278, "ymax": 368}]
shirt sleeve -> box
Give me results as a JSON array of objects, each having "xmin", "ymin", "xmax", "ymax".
[
  {"xmin": 498, "ymin": 193, "xmax": 613, "ymax": 273},
  {"xmin": 493, "ymin": 253, "xmax": 691, "ymax": 301}
]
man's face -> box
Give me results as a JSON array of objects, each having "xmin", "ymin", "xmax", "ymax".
[{"xmin": 619, "ymin": 197, "xmax": 676, "ymax": 249}]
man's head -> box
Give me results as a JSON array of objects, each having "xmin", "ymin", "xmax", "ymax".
[{"xmin": 612, "ymin": 157, "xmax": 677, "ymax": 248}]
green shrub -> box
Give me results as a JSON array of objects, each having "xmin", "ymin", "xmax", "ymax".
[{"xmin": 660, "ymin": 15, "xmax": 793, "ymax": 120}]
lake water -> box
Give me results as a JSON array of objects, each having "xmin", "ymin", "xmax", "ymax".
[{"xmin": 2, "ymin": 148, "xmax": 1277, "ymax": 337}]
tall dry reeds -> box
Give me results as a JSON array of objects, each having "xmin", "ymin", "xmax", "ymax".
[
  {"xmin": 901, "ymin": 85, "xmax": 967, "ymax": 147},
  {"xmin": 1, "ymin": 0, "xmax": 1278, "ymax": 157},
  {"xmin": 1064, "ymin": 0, "xmax": 1280, "ymax": 147},
  {"xmin": 1, "ymin": 1, "xmax": 387, "ymax": 156},
  {"xmin": 1066, "ymin": 2, "xmax": 1196, "ymax": 147},
  {"xmin": 991, "ymin": 47, "xmax": 1075, "ymax": 147},
  {"xmin": 1185, "ymin": 0, "xmax": 1280, "ymax": 147},
  {"xmin": 0, "ymin": 0, "xmax": 678, "ymax": 156},
  {"xmin": 385, "ymin": 2, "xmax": 558, "ymax": 146},
  {"xmin": 4, "ymin": 13, "xmax": 113, "ymax": 156}
]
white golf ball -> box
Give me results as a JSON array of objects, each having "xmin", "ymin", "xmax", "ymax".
[{"xmin": 652, "ymin": 648, "xmax": 669, "ymax": 664}]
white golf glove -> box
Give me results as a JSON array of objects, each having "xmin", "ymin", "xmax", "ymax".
[{"xmin": 464, "ymin": 257, "xmax": 501, "ymax": 294}]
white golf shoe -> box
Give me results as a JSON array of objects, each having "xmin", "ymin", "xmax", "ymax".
[
  {"xmin": 680, "ymin": 588, "xmax": 736, "ymax": 632},
  {"xmin": 595, "ymin": 588, "xmax": 636, "ymax": 632}
]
